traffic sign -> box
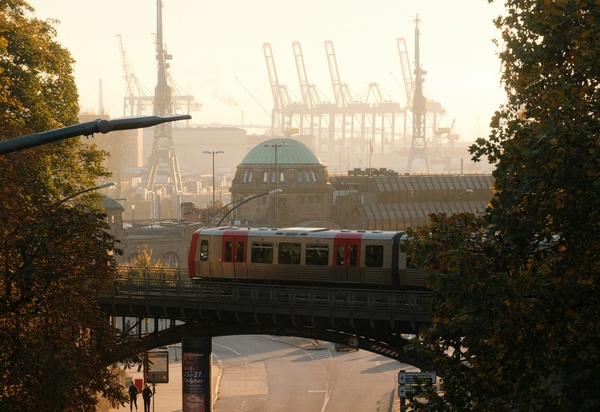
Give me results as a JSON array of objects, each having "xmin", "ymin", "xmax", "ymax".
[
  {"xmin": 397, "ymin": 385, "xmax": 428, "ymax": 397},
  {"xmin": 398, "ymin": 371, "xmax": 436, "ymax": 385}
]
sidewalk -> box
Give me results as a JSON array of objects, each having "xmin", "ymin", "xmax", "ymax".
[
  {"xmin": 111, "ymin": 347, "xmax": 222, "ymax": 412},
  {"xmin": 109, "ymin": 337, "xmax": 314, "ymax": 412}
]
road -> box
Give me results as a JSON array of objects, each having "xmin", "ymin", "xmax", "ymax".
[
  {"xmin": 116, "ymin": 335, "xmax": 413, "ymax": 412},
  {"xmin": 213, "ymin": 335, "xmax": 406, "ymax": 412}
]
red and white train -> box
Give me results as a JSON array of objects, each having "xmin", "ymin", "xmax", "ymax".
[{"xmin": 188, "ymin": 227, "xmax": 425, "ymax": 289}]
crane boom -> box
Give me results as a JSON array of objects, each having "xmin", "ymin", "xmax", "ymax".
[
  {"xmin": 397, "ymin": 37, "xmax": 414, "ymax": 106},
  {"xmin": 324, "ymin": 40, "xmax": 353, "ymax": 108}
]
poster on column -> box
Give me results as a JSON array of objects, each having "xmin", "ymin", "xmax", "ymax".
[{"xmin": 182, "ymin": 352, "xmax": 207, "ymax": 412}]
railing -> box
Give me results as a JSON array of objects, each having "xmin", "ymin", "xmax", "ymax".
[{"xmin": 112, "ymin": 274, "xmax": 430, "ymax": 316}]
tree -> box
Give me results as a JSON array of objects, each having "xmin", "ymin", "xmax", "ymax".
[
  {"xmin": 404, "ymin": 1, "xmax": 600, "ymax": 410},
  {"xmin": 0, "ymin": 1, "xmax": 137, "ymax": 410}
]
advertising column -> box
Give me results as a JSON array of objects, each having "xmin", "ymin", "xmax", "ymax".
[{"xmin": 182, "ymin": 337, "xmax": 212, "ymax": 412}]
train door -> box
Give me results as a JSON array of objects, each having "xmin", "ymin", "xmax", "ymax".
[
  {"xmin": 221, "ymin": 235, "xmax": 248, "ymax": 279},
  {"xmin": 333, "ymin": 237, "xmax": 361, "ymax": 282}
]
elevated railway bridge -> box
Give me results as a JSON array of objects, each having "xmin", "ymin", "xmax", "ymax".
[{"xmin": 99, "ymin": 268, "xmax": 431, "ymax": 367}]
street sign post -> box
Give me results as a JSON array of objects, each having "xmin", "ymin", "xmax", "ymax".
[
  {"xmin": 397, "ymin": 370, "xmax": 437, "ymax": 403},
  {"xmin": 397, "ymin": 385, "xmax": 429, "ymax": 398},
  {"xmin": 398, "ymin": 371, "xmax": 436, "ymax": 385}
]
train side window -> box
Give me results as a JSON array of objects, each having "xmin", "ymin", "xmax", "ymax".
[
  {"xmin": 200, "ymin": 240, "xmax": 209, "ymax": 262},
  {"xmin": 236, "ymin": 241, "xmax": 245, "ymax": 262},
  {"xmin": 365, "ymin": 245, "xmax": 384, "ymax": 267},
  {"xmin": 278, "ymin": 242, "xmax": 301, "ymax": 265},
  {"xmin": 336, "ymin": 245, "xmax": 345, "ymax": 266},
  {"xmin": 349, "ymin": 245, "xmax": 358, "ymax": 266},
  {"xmin": 251, "ymin": 242, "xmax": 274, "ymax": 263},
  {"xmin": 306, "ymin": 243, "xmax": 329, "ymax": 265},
  {"xmin": 224, "ymin": 241, "xmax": 233, "ymax": 262}
]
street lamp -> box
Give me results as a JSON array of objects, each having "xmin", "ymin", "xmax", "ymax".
[
  {"xmin": 57, "ymin": 181, "xmax": 116, "ymax": 205},
  {"xmin": 203, "ymin": 150, "xmax": 224, "ymax": 208},
  {"xmin": 264, "ymin": 141, "xmax": 287, "ymax": 227},
  {"xmin": 206, "ymin": 189, "xmax": 282, "ymax": 227}
]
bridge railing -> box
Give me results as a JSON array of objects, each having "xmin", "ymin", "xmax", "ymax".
[
  {"xmin": 112, "ymin": 274, "xmax": 430, "ymax": 315},
  {"xmin": 117, "ymin": 267, "xmax": 189, "ymax": 282}
]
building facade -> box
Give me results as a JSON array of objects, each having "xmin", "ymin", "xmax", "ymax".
[{"xmin": 228, "ymin": 138, "xmax": 335, "ymax": 227}]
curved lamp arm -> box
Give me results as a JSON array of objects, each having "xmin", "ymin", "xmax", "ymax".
[
  {"xmin": 208, "ymin": 189, "xmax": 282, "ymax": 227},
  {"xmin": 57, "ymin": 181, "xmax": 116, "ymax": 205}
]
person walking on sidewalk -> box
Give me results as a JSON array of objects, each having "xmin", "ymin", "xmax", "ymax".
[
  {"xmin": 128, "ymin": 382, "xmax": 139, "ymax": 411},
  {"xmin": 142, "ymin": 383, "xmax": 153, "ymax": 412}
]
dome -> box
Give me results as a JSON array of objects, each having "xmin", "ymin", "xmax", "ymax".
[{"xmin": 240, "ymin": 138, "xmax": 322, "ymax": 165}]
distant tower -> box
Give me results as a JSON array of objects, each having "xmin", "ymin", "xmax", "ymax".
[
  {"xmin": 145, "ymin": 0, "xmax": 183, "ymax": 193},
  {"xmin": 407, "ymin": 15, "xmax": 430, "ymax": 173}
]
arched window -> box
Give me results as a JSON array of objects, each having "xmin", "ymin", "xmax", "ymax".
[{"xmin": 162, "ymin": 252, "xmax": 179, "ymax": 268}]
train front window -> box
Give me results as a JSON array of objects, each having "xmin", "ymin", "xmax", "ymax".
[
  {"xmin": 278, "ymin": 242, "xmax": 300, "ymax": 264},
  {"xmin": 306, "ymin": 244, "xmax": 329, "ymax": 265},
  {"xmin": 365, "ymin": 245, "xmax": 384, "ymax": 267},
  {"xmin": 200, "ymin": 240, "xmax": 208, "ymax": 262},
  {"xmin": 251, "ymin": 242, "xmax": 274, "ymax": 263}
]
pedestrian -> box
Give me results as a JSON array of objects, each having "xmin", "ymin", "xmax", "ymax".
[
  {"xmin": 142, "ymin": 383, "xmax": 153, "ymax": 412},
  {"xmin": 128, "ymin": 382, "xmax": 139, "ymax": 411}
]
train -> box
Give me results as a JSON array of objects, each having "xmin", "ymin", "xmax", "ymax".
[{"xmin": 188, "ymin": 226, "xmax": 425, "ymax": 289}]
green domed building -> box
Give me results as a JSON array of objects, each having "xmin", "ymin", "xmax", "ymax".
[{"xmin": 228, "ymin": 138, "xmax": 335, "ymax": 227}]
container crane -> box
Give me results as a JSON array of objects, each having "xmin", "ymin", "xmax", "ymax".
[{"xmin": 263, "ymin": 42, "xmax": 295, "ymax": 135}]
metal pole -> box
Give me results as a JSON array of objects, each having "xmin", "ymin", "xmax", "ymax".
[
  {"xmin": 275, "ymin": 144, "xmax": 279, "ymax": 228},
  {"xmin": 203, "ymin": 151, "xmax": 224, "ymax": 209},
  {"xmin": 264, "ymin": 142, "xmax": 286, "ymax": 228}
]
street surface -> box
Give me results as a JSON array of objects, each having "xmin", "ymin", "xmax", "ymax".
[{"xmin": 115, "ymin": 335, "xmax": 415, "ymax": 412}]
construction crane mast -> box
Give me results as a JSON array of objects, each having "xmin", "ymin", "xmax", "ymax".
[
  {"xmin": 407, "ymin": 15, "xmax": 430, "ymax": 173},
  {"xmin": 145, "ymin": 0, "xmax": 183, "ymax": 193}
]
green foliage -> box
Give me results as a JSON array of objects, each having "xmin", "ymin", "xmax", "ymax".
[
  {"xmin": 0, "ymin": 2, "xmax": 137, "ymax": 410},
  {"xmin": 405, "ymin": 1, "xmax": 600, "ymax": 410}
]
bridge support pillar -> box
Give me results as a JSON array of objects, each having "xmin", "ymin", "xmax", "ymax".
[{"xmin": 182, "ymin": 336, "xmax": 212, "ymax": 412}]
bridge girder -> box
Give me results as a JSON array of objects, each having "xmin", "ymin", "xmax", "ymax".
[{"xmin": 125, "ymin": 320, "xmax": 429, "ymax": 370}]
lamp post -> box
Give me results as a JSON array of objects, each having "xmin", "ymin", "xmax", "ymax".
[
  {"xmin": 206, "ymin": 189, "xmax": 282, "ymax": 227},
  {"xmin": 264, "ymin": 141, "xmax": 287, "ymax": 227},
  {"xmin": 203, "ymin": 150, "xmax": 224, "ymax": 208},
  {"xmin": 56, "ymin": 181, "xmax": 116, "ymax": 205}
]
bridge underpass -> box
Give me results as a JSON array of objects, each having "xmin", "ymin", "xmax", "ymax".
[{"xmin": 98, "ymin": 276, "xmax": 433, "ymax": 409}]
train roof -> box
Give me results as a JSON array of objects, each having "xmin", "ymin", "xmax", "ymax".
[{"xmin": 196, "ymin": 226, "xmax": 405, "ymax": 240}]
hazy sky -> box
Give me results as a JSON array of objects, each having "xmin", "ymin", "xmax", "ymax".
[{"xmin": 28, "ymin": 0, "xmax": 506, "ymax": 142}]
